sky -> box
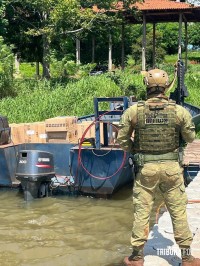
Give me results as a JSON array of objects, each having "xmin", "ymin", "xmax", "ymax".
[{"xmin": 187, "ymin": 0, "xmax": 200, "ymax": 5}]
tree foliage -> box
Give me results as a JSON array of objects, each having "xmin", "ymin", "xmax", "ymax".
[
  {"xmin": 157, "ymin": 23, "xmax": 179, "ymax": 55},
  {"xmin": 0, "ymin": 0, "xmax": 199, "ymax": 80},
  {"xmin": 131, "ymin": 24, "xmax": 166, "ymax": 67},
  {"xmin": 188, "ymin": 22, "xmax": 200, "ymax": 49},
  {"xmin": 0, "ymin": 36, "xmax": 14, "ymax": 98},
  {"xmin": 0, "ymin": 0, "xmax": 8, "ymax": 36},
  {"xmin": 4, "ymin": 0, "xmax": 138, "ymax": 77}
]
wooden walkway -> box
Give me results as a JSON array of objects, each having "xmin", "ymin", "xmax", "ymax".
[{"xmin": 183, "ymin": 139, "xmax": 200, "ymax": 165}]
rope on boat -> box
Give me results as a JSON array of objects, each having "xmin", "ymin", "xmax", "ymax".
[{"xmin": 77, "ymin": 110, "xmax": 127, "ymax": 180}]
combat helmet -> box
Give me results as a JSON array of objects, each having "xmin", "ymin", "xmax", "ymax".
[{"xmin": 144, "ymin": 68, "xmax": 169, "ymax": 95}]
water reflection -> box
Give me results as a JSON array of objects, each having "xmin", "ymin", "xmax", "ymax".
[{"xmin": 0, "ymin": 185, "xmax": 133, "ymax": 266}]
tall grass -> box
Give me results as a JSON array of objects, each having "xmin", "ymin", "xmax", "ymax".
[
  {"xmin": 0, "ymin": 65, "xmax": 199, "ymax": 127},
  {"xmin": 185, "ymin": 73, "xmax": 200, "ymax": 107},
  {"xmin": 0, "ymin": 75, "xmax": 122, "ymax": 123}
]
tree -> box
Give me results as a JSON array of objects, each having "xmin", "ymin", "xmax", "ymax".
[
  {"xmin": 0, "ymin": 0, "xmax": 8, "ymax": 36},
  {"xmin": 5, "ymin": 0, "xmax": 86, "ymax": 78},
  {"xmin": 4, "ymin": 0, "xmax": 141, "ymax": 77},
  {"xmin": 0, "ymin": 36, "xmax": 14, "ymax": 98},
  {"xmin": 157, "ymin": 23, "xmax": 179, "ymax": 55},
  {"xmin": 131, "ymin": 25, "xmax": 166, "ymax": 67},
  {"xmin": 188, "ymin": 22, "xmax": 200, "ymax": 49}
]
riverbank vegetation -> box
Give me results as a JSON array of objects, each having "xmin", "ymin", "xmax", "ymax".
[
  {"xmin": 0, "ymin": 1, "xmax": 200, "ymax": 130},
  {"xmin": 0, "ymin": 60, "xmax": 199, "ymax": 124}
]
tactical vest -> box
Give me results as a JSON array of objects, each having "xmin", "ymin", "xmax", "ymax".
[{"xmin": 133, "ymin": 99, "xmax": 180, "ymax": 154}]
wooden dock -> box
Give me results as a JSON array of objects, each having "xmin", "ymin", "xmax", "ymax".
[{"xmin": 183, "ymin": 139, "xmax": 200, "ymax": 165}]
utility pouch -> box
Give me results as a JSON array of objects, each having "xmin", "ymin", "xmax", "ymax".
[{"xmin": 133, "ymin": 153, "xmax": 144, "ymax": 167}]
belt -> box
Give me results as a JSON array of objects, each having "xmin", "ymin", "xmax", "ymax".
[{"xmin": 143, "ymin": 152, "xmax": 179, "ymax": 162}]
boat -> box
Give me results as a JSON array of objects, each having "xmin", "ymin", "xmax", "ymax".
[{"xmin": 0, "ymin": 76, "xmax": 200, "ymax": 200}]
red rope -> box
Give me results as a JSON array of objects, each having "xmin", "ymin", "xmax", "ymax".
[
  {"xmin": 77, "ymin": 110, "xmax": 127, "ymax": 180},
  {"xmin": 188, "ymin": 200, "xmax": 200, "ymax": 204}
]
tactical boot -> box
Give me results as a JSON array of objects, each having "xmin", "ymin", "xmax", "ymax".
[
  {"xmin": 181, "ymin": 247, "xmax": 200, "ymax": 266},
  {"xmin": 182, "ymin": 258, "xmax": 200, "ymax": 266},
  {"xmin": 123, "ymin": 247, "xmax": 144, "ymax": 266},
  {"xmin": 123, "ymin": 257, "xmax": 144, "ymax": 266}
]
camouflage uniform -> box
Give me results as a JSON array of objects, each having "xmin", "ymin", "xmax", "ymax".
[{"xmin": 117, "ymin": 96, "xmax": 195, "ymax": 251}]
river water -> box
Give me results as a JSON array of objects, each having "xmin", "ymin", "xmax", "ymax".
[{"xmin": 0, "ymin": 185, "xmax": 134, "ymax": 266}]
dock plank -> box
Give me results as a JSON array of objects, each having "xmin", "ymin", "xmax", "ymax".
[{"xmin": 183, "ymin": 139, "xmax": 200, "ymax": 165}]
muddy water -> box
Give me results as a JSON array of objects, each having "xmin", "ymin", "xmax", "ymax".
[{"xmin": 0, "ymin": 186, "xmax": 134, "ymax": 266}]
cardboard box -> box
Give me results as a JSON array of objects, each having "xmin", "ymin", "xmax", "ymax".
[
  {"xmin": 45, "ymin": 116, "xmax": 77, "ymax": 132},
  {"xmin": 24, "ymin": 122, "xmax": 47, "ymax": 143},
  {"xmin": 77, "ymin": 121, "xmax": 104, "ymax": 143},
  {"xmin": 24, "ymin": 122, "xmax": 38, "ymax": 143},
  {"xmin": 36, "ymin": 122, "xmax": 47, "ymax": 143},
  {"xmin": 11, "ymin": 122, "xmax": 47, "ymax": 144},
  {"xmin": 47, "ymin": 131, "xmax": 69, "ymax": 142},
  {"xmin": 68, "ymin": 130, "xmax": 78, "ymax": 143},
  {"xmin": 11, "ymin": 120, "xmax": 77, "ymax": 144},
  {"xmin": 47, "ymin": 129, "xmax": 78, "ymax": 143},
  {"xmin": 10, "ymin": 123, "xmax": 25, "ymax": 144}
]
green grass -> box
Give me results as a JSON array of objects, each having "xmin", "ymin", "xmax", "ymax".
[
  {"xmin": 165, "ymin": 50, "xmax": 200, "ymax": 64},
  {"xmin": 18, "ymin": 62, "xmax": 43, "ymax": 78},
  {"xmin": 0, "ymin": 60, "xmax": 199, "ymax": 139},
  {"xmin": 0, "ymin": 72, "xmax": 146, "ymax": 123}
]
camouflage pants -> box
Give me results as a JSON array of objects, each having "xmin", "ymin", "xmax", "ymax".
[{"xmin": 131, "ymin": 161, "xmax": 193, "ymax": 248}]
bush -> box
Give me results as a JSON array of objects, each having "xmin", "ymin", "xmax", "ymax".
[
  {"xmin": 0, "ymin": 62, "xmax": 199, "ymax": 140},
  {"xmin": 0, "ymin": 37, "xmax": 15, "ymax": 98}
]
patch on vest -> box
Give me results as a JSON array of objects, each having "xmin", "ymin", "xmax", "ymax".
[{"xmin": 145, "ymin": 113, "xmax": 169, "ymax": 124}]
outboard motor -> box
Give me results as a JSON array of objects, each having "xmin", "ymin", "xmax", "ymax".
[{"xmin": 15, "ymin": 150, "xmax": 55, "ymax": 201}]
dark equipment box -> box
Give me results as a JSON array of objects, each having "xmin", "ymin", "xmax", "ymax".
[{"xmin": 0, "ymin": 115, "xmax": 11, "ymax": 145}]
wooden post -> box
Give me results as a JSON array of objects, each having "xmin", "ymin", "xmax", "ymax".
[
  {"xmin": 121, "ymin": 23, "xmax": 125, "ymax": 70},
  {"xmin": 153, "ymin": 23, "xmax": 156, "ymax": 68},
  {"xmin": 14, "ymin": 54, "xmax": 20, "ymax": 74},
  {"xmin": 76, "ymin": 38, "xmax": 81, "ymax": 65},
  {"xmin": 108, "ymin": 34, "xmax": 112, "ymax": 71},
  {"xmin": 142, "ymin": 14, "xmax": 146, "ymax": 71},
  {"xmin": 178, "ymin": 13, "xmax": 183, "ymax": 60},
  {"xmin": 36, "ymin": 62, "xmax": 40, "ymax": 77}
]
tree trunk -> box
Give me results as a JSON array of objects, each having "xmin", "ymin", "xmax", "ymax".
[
  {"xmin": 121, "ymin": 24, "xmax": 125, "ymax": 70},
  {"xmin": 42, "ymin": 33, "xmax": 51, "ymax": 79},
  {"xmin": 36, "ymin": 61, "xmax": 40, "ymax": 77},
  {"xmin": 76, "ymin": 38, "xmax": 81, "ymax": 65},
  {"xmin": 14, "ymin": 54, "xmax": 20, "ymax": 74},
  {"xmin": 108, "ymin": 34, "xmax": 112, "ymax": 71},
  {"xmin": 142, "ymin": 14, "xmax": 146, "ymax": 71}
]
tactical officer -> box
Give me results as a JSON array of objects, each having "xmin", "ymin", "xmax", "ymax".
[{"xmin": 117, "ymin": 69, "xmax": 199, "ymax": 266}]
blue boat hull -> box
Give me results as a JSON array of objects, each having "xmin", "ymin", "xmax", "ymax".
[
  {"xmin": 0, "ymin": 101, "xmax": 199, "ymax": 196},
  {"xmin": 70, "ymin": 146, "xmax": 134, "ymax": 195},
  {"xmin": 0, "ymin": 143, "xmax": 134, "ymax": 196}
]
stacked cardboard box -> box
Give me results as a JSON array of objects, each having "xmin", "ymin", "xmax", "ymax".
[
  {"xmin": 37, "ymin": 122, "xmax": 48, "ymax": 143},
  {"xmin": 24, "ymin": 122, "xmax": 47, "ymax": 143},
  {"xmin": 10, "ymin": 122, "xmax": 47, "ymax": 144},
  {"xmin": 10, "ymin": 116, "xmax": 84, "ymax": 144},
  {"xmin": 77, "ymin": 121, "xmax": 104, "ymax": 143},
  {"xmin": 45, "ymin": 116, "xmax": 78, "ymax": 143},
  {"xmin": 10, "ymin": 123, "xmax": 25, "ymax": 144}
]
